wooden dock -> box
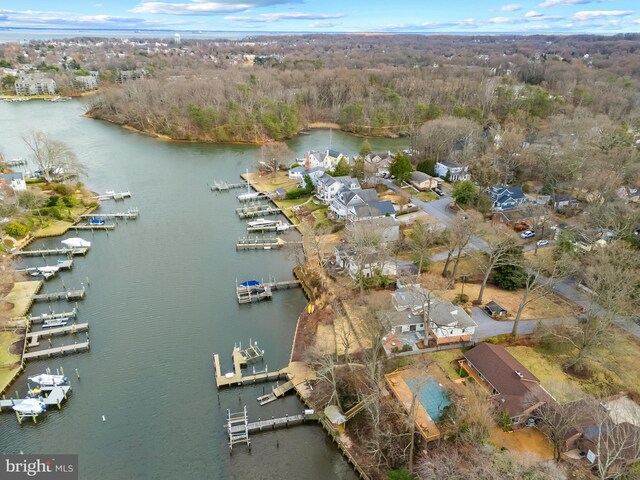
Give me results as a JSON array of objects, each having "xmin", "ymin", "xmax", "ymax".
[
  {"xmin": 73, "ymin": 223, "xmax": 116, "ymax": 231},
  {"xmin": 236, "ymin": 206, "xmax": 282, "ymax": 219},
  {"xmin": 23, "ymin": 342, "xmax": 90, "ymax": 360},
  {"xmin": 14, "ymin": 247, "xmax": 88, "ymax": 257},
  {"xmin": 256, "ymin": 380, "xmax": 295, "ymax": 405},
  {"xmin": 225, "ymin": 408, "xmax": 317, "ymax": 449},
  {"xmin": 8, "ymin": 158, "xmax": 27, "ymax": 166},
  {"xmin": 236, "ymin": 237, "xmax": 283, "ymax": 250},
  {"xmin": 27, "ymin": 322, "xmax": 89, "ymax": 340},
  {"xmin": 236, "ymin": 279, "xmax": 300, "ymax": 304},
  {"xmin": 211, "ymin": 181, "xmax": 248, "ymax": 192},
  {"xmin": 0, "ymin": 385, "xmax": 71, "ymax": 415},
  {"xmin": 80, "ymin": 208, "xmax": 138, "ymax": 220},
  {"xmin": 33, "ymin": 287, "xmax": 85, "ymax": 303},
  {"xmin": 27, "ymin": 309, "xmax": 77, "ymax": 324},
  {"xmin": 92, "ymin": 191, "xmax": 131, "ymax": 201},
  {"xmin": 213, "ymin": 343, "xmax": 288, "ymax": 388}
]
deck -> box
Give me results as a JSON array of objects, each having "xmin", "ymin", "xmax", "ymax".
[
  {"xmin": 33, "ymin": 287, "xmax": 85, "ymax": 302},
  {"xmin": 27, "ymin": 309, "xmax": 77, "ymax": 324},
  {"xmin": 236, "ymin": 206, "xmax": 282, "ymax": 219},
  {"xmin": 213, "ymin": 343, "xmax": 288, "ymax": 388},
  {"xmin": 236, "ymin": 237, "xmax": 283, "ymax": 250}
]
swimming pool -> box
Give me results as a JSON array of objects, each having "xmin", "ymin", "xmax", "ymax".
[{"xmin": 405, "ymin": 376, "xmax": 451, "ymax": 421}]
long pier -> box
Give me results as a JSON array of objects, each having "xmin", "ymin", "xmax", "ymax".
[
  {"xmin": 236, "ymin": 237, "xmax": 283, "ymax": 250},
  {"xmin": 27, "ymin": 309, "xmax": 77, "ymax": 324},
  {"xmin": 236, "ymin": 206, "xmax": 282, "ymax": 219},
  {"xmin": 73, "ymin": 223, "xmax": 116, "ymax": 231},
  {"xmin": 80, "ymin": 208, "xmax": 138, "ymax": 220},
  {"xmin": 27, "ymin": 322, "xmax": 89, "ymax": 340},
  {"xmin": 211, "ymin": 181, "xmax": 248, "ymax": 192},
  {"xmin": 92, "ymin": 191, "xmax": 131, "ymax": 201},
  {"xmin": 14, "ymin": 247, "xmax": 88, "ymax": 257},
  {"xmin": 33, "ymin": 287, "xmax": 85, "ymax": 302},
  {"xmin": 23, "ymin": 342, "xmax": 90, "ymax": 360}
]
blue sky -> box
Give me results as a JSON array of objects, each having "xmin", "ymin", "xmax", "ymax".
[{"xmin": 0, "ymin": 0, "xmax": 639, "ymax": 33}]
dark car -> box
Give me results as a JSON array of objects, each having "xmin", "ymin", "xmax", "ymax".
[{"xmin": 432, "ymin": 188, "xmax": 444, "ymax": 197}]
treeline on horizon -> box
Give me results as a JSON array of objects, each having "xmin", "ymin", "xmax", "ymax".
[{"xmin": 83, "ymin": 34, "xmax": 640, "ymax": 143}]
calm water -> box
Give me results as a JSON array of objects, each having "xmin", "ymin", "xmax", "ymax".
[{"xmin": 0, "ymin": 100, "xmax": 405, "ymax": 479}]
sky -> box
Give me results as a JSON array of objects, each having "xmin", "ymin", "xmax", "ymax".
[{"xmin": 0, "ymin": 0, "xmax": 639, "ymax": 33}]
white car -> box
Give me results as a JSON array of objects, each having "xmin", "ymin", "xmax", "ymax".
[
  {"xmin": 520, "ymin": 230, "xmax": 536, "ymax": 239},
  {"xmin": 536, "ymin": 239, "xmax": 549, "ymax": 247}
]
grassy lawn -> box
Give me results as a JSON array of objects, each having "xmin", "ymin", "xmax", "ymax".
[
  {"xmin": 3, "ymin": 281, "xmax": 42, "ymax": 318},
  {"xmin": 245, "ymin": 171, "xmax": 300, "ymax": 192},
  {"xmin": 412, "ymin": 191, "xmax": 439, "ymax": 202},
  {"xmin": 428, "ymin": 348, "xmax": 465, "ymax": 379},
  {"xmin": 431, "ymin": 255, "xmax": 482, "ymax": 278},
  {"xmin": 0, "ymin": 331, "xmax": 23, "ymax": 393},
  {"xmin": 507, "ymin": 331, "xmax": 640, "ymax": 402},
  {"xmin": 440, "ymin": 282, "xmax": 574, "ymax": 320},
  {"xmin": 32, "ymin": 220, "xmax": 73, "ymax": 238}
]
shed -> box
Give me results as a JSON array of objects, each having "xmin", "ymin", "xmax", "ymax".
[
  {"xmin": 484, "ymin": 301, "xmax": 507, "ymax": 318},
  {"xmin": 273, "ymin": 188, "xmax": 287, "ymax": 200}
]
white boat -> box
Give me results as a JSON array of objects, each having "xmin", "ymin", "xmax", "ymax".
[
  {"xmin": 28, "ymin": 373, "xmax": 67, "ymax": 387},
  {"xmin": 247, "ymin": 218, "xmax": 290, "ymax": 232},
  {"xmin": 42, "ymin": 318, "xmax": 68, "ymax": 328},
  {"xmin": 238, "ymin": 191, "xmax": 267, "ymax": 201},
  {"xmin": 61, "ymin": 237, "xmax": 91, "ymax": 248},
  {"xmin": 12, "ymin": 398, "xmax": 46, "ymax": 415}
]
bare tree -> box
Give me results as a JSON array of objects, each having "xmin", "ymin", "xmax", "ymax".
[
  {"xmin": 528, "ymin": 397, "xmax": 586, "ymax": 462},
  {"xmin": 22, "ymin": 131, "xmax": 86, "ymax": 183},
  {"xmin": 471, "ymin": 225, "xmax": 519, "ymax": 304},
  {"xmin": 407, "ymin": 220, "xmax": 438, "ymax": 280},
  {"xmin": 345, "ymin": 220, "xmax": 387, "ymax": 298},
  {"xmin": 443, "ymin": 211, "xmax": 481, "ymax": 288},
  {"xmin": 257, "ymin": 141, "xmax": 293, "ymax": 175}
]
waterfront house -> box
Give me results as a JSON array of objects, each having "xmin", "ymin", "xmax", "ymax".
[
  {"xmin": 14, "ymin": 74, "xmax": 56, "ymax": 96},
  {"xmin": 463, "ymin": 343, "xmax": 553, "ymax": 427},
  {"xmin": 0, "ymin": 172, "xmax": 27, "ymax": 192},
  {"xmin": 334, "ymin": 245, "xmax": 394, "ymax": 279},
  {"xmin": 315, "ymin": 174, "xmax": 360, "ymax": 204},
  {"xmin": 410, "ymin": 171, "xmax": 438, "ymax": 191},
  {"xmin": 288, "ymin": 165, "xmax": 325, "ymax": 186},
  {"xmin": 435, "ymin": 161, "xmax": 470, "ymax": 182},
  {"xmin": 489, "ymin": 185, "xmax": 527, "ymax": 210},
  {"xmin": 324, "ymin": 149, "xmax": 350, "ymax": 170}
]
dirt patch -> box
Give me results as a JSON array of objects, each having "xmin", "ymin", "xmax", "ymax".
[
  {"xmin": 489, "ymin": 425, "xmax": 554, "ymax": 461},
  {"xmin": 8, "ymin": 339, "xmax": 23, "ymax": 355},
  {"xmin": 563, "ymin": 363, "xmax": 592, "ymax": 380}
]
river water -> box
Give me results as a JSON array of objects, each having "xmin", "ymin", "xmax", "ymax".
[{"xmin": 0, "ymin": 100, "xmax": 405, "ymax": 479}]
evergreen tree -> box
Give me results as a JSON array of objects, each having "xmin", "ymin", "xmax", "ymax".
[
  {"xmin": 359, "ymin": 139, "xmax": 372, "ymax": 156},
  {"xmin": 389, "ymin": 151, "xmax": 412, "ymax": 182},
  {"xmin": 332, "ymin": 158, "xmax": 351, "ymax": 177},
  {"xmin": 416, "ymin": 159, "xmax": 435, "ymax": 176},
  {"xmin": 452, "ymin": 180, "xmax": 478, "ymax": 206},
  {"xmin": 493, "ymin": 245, "xmax": 526, "ymax": 291}
]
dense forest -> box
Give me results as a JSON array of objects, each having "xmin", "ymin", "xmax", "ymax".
[{"xmin": 80, "ymin": 34, "xmax": 640, "ymax": 143}]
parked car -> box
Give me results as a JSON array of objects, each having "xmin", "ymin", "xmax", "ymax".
[
  {"xmin": 520, "ymin": 230, "xmax": 536, "ymax": 239},
  {"xmin": 432, "ymin": 188, "xmax": 444, "ymax": 197},
  {"xmin": 536, "ymin": 239, "xmax": 549, "ymax": 247}
]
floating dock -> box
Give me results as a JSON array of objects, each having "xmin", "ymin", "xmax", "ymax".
[
  {"xmin": 23, "ymin": 342, "xmax": 90, "ymax": 360},
  {"xmin": 256, "ymin": 380, "xmax": 296, "ymax": 406},
  {"xmin": 14, "ymin": 247, "xmax": 88, "ymax": 257},
  {"xmin": 236, "ymin": 237, "xmax": 283, "ymax": 250},
  {"xmin": 32, "ymin": 287, "xmax": 85, "ymax": 303},
  {"xmin": 80, "ymin": 208, "xmax": 138, "ymax": 220},
  {"xmin": 213, "ymin": 342, "xmax": 288, "ymax": 388}
]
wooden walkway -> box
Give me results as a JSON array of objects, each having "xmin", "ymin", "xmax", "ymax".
[
  {"xmin": 236, "ymin": 206, "xmax": 282, "ymax": 219},
  {"xmin": 256, "ymin": 380, "xmax": 295, "ymax": 405},
  {"xmin": 73, "ymin": 223, "xmax": 116, "ymax": 231},
  {"xmin": 228, "ymin": 412, "xmax": 315, "ymax": 434},
  {"xmin": 92, "ymin": 191, "xmax": 131, "ymax": 201},
  {"xmin": 27, "ymin": 322, "xmax": 89, "ymax": 339},
  {"xmin": 211, "ymin": 181, "xmax": 248, "ymax": 192},
  {"xmin": 33, "ymin": 287, "xmax": 85, "ymax": 302},
  {"xmin": 213, "ymin": 343, "xmax": 288, "ymax": 388},
  {"xmin": 236, "ymin": 237, "xmax": 283, "ymax": 250},
  {"xmin": 23, "ymin": 342, "xmax": 90, "ymax": 360},
  {"xmin": 27, "ymin": 309, "xmax": 77, "ymax": 324},
  {"xmin": 81, "ymin": 208, "xmax": 138, "ymax": 220},
  {"xmin": 14, "ymin": 247, "xmax": 88, "ymax": 257}
]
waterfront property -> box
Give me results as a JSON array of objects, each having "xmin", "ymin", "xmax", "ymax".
[
  {"xmin": 14, "ymin": 73, "xmax": 56, "ymax": 96},
  {"xmin": 0, "ymin": 172, "xmax": 27, "ymax": 192}
]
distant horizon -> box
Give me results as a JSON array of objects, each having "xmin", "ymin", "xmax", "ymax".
[{"xmin": 1, "ymin": 1, "xmax": 639, "ymax": 35}]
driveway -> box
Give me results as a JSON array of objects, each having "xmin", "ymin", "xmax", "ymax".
[{"xmin": 472, "ymin": 307, "xmax": 573, "ymax": 340}]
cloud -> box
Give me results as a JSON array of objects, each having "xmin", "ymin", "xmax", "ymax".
[
  {"xmin": 539, "ymin": 0, "xmax": 601, "ymax": 7},
  {"xmin": 489, "ymin": 16, "xmax": 512, "ymax": 23},
  {"xmin": 0, "ymin": 9, "xmax": 185, "ymax": 29},
  {"xmin": 225, "ymin": 12, "xmax": 344, "ymax": 22},
  {"xmin": 525, "ymin": 10, "xmax": 543, "ymax": 17},
  {"xmin": 573, "ymin": 10, "xmax": 634, "ymax": 20},
  {"xmin": 131, "ymin": 0, "xmax": 300, "ymax": 15},
  {"xmin": 309, "ymin": 21, "xmax": 340, "ymax": 28},
  {"xmin": 500, "ymin": 3, "xmax": 523, "ymax": 11}
]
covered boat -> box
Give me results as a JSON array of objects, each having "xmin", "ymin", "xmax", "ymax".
[
  {"xmin": 12, "ymin": 398, "xmax": 46, "ymax": 415},
  {"xmin": 61, "ymin": 237, "xmax": 91, "ymax": 248},
  {"xmin": 28, "ymin": 373, "xmax": 67, "ymax": 387}
]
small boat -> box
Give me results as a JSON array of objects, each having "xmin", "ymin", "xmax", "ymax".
[
  {"xmin": 238, "ymin": 280, "xmax": 268, "ymax": 294},
  {"xmin": 61, "ymin": 237, "xmax": 91, "ymax": 248},
  {"xmin": 238, "ymin": 191, "xmax": 267, "ymax": 201},
  {"xmin": 42, "ymin": 318, "xmax": 68, "ymax": 329},
  {"xmin": 88, "ymin": 218, "xmax": 105, "ymax": 225},
  {"xmin": 12, "ymin": 398, "xmax": 46, "ymax": 415},
  {"xmin": 28, "ymin": 373, "xmax": 67, "ymax": 387}
]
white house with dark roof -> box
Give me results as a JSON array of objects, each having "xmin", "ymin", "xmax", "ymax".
[
  {"xmin": 0, "ymin": 172, "xmax": 26, "ymax": 192},
  {"xmin": 435, "ymin": 161, "xmax": 469, "ymax": 181},
  {"xmin": 315, "ymin": 174, "xmax": 360, "ymax": 204},
  {"xmin": 410, "ymin": 171, "xmax": 438, "ymax": 191}
]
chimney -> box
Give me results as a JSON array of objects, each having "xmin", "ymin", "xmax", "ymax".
[{"xmin": 305, "ymin": 151, "xmax": 310, "ymax": 171}]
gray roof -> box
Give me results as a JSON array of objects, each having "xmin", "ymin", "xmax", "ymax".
[
  {"xmin": 0, "ymin": 172, "xmax": 24, "ymax": 182},
  {"xmin": 353, "ymin": 201, "xmax": 395, "ymax": 219},
  {"xmin": 392, "ymin": 286, "xmax": 476, "ymax": 328},
  {"xmin": 411, "ymin": 171, "xmax": 434, "ymax": 183},
  {"xmin": 381, "ymin": 310, "xmax": 424, "ymax": 328},
  {"xmin": 439, "ymin": 160, "xmax": 462, "ymax": 169}
]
